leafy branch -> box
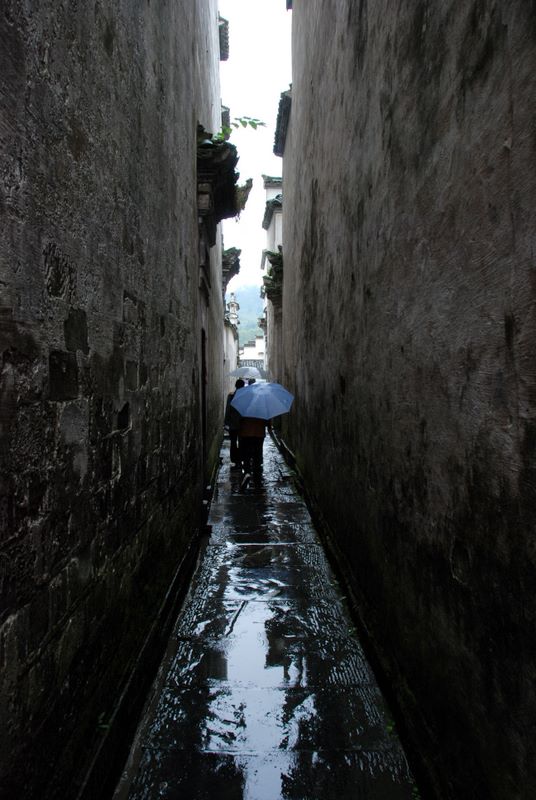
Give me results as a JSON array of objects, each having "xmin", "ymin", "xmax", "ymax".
[{"xmin": 214, "ymin": 116, "xmax": 266, "ymax": 142}]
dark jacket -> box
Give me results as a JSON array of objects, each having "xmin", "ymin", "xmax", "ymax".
[{"xmin": 224, "ymin": 391, "xmax": 242, "ymax": 431}]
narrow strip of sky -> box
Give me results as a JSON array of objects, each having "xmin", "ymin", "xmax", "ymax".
[{"xmin": 219, "ymin": 0, "xmax": 291, "ymax": 289}]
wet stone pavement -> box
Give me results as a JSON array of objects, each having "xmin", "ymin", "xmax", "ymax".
[{"xmin": 114, "ymin": 438, "xmax": 415, "ymax": 800}]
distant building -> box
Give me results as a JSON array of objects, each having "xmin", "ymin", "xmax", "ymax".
[
  {"xmin": 260, "ymin": 175, "xmax": 284, "ymax": 381},
  {"xmin": 227, "ymin": 291, "xmax": 239, "ymax": 326},
  {"xmin": 239, "ymin": 335, "xmax": 265, "ymax": 373},
  {"xmin": 261, "ymin": 176, "xmax": 283, "ymax": 252},
  {"xmin": 224, "ymin": 292, "xmax": 240, "ymax": 396}
]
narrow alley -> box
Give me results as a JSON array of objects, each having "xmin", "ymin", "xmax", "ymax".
[
  {"xmin": 113, "ymin": 438, "xmax": 415, "ymax": 800},
  {"xmin": 3, "ymin": 1, "xmax": 536, "ymax": 797}
]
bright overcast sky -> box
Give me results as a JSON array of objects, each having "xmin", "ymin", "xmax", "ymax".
[{"xmin": 218, "ymin": 0, "xmax": 292, "ymax": 290}]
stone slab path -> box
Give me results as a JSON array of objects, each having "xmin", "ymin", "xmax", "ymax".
[{"xmin": 114, "ymin": 437, "xmax": 416, "ymax": 799}]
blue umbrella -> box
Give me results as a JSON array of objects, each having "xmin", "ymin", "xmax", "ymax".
[{"xmin": 230, "ymin": 381, "xmax": 294, "ymax": 420}]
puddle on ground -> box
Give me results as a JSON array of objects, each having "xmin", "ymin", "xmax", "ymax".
[{"xmin": 114, "ymin": 439, "xmax": 416, "ymax": 800}]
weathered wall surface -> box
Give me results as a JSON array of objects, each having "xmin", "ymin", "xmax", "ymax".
[
  {"xmin": 283, "ymin": 2, "xmax": 536, "ymax": 798},
  {"xmin": 0, "ymin": 0, "xmax": 223, "ymax": 796},
  {"xmin": 196, "ymin": 2, "xmax": 227, "ymax": 477},
  {"xmin": 200, "ymin": 235, "xmax": 226, "ymax": 474},
  {"xmin": 265, "ymin": 299, "xmax": 283, "ymax": 382},
  {"xmin": 223, "ymin": 320, "xmax": 239, "ymax": 397}
]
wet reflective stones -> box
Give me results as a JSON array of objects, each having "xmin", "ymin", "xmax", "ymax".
[{"xmin": 114, "ymin": 439, "xmax": 416, "ymax": 800}]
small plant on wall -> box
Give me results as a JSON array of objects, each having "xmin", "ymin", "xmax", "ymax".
[{"xmin": 214, "ymin": 116, "xmax": 266, "ymax": 142}]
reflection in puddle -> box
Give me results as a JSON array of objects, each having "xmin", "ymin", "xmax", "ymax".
[{"xmin": 114, "ymin": 439, "xmax": 416, "ymax": 800}]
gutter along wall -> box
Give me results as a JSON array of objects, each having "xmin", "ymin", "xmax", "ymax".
[
  {"xmin": 0, "ymin": 1, "xmax": 224, "ymax": 796},
  {"xmin": 281, "ymin": 2, "xmax": 536, "ymax": 798}
]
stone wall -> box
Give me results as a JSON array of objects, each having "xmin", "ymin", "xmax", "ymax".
[
  {"xmin": 265, "ymin": 299, "xmax": 283, "ymax": 383},
  {"xmin": 282, "ymin": 2, "xmax": 536, "ymax": 798},
  {"xmin": 223, "ymin": 320, "xmax": 239, "ymax": 398},
  {"xmin": 195, "ymin": 2, "xmax": 227, "ymax": 478},
  {"xmin": 0, "ymin": 1, "xmax": 223, "ymax": 796}
]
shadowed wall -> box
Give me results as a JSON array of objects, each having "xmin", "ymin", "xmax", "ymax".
[
  {"xmin": 0, "ymin": 1, "xmax": 223, "ymax": 796},
  {"xmin": 282, "ymin": 2, "xmax": 536, "ymax": 797}
]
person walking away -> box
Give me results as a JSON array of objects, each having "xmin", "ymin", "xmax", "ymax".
[
  {"xmin": 238, "ymin": 415, "xmax": 270, "ymax": 489},
  {"xmin": 224, "ymin": 379, "xmax": 245, "ymax": 466}
]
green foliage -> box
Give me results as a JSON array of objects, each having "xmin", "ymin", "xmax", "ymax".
[
  {"xmin": 239, "ymin": 324, "xmax": 262, "ymax": 347},
  {"xmin": 214, "ymin": 116, "xmax": 266, "ymax": 142},
  {"xmin": 235, "ymin": 178, "xmax": 253, "ymax": 213}
]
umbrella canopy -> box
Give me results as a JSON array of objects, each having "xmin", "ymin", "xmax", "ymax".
[
  {"xmin": 229, "ymin": 366, "xmax": 262, "ymax": 379},
  {"xmin": 230, "ymin": 382, "xmax": 294, "ymax": 420}
]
